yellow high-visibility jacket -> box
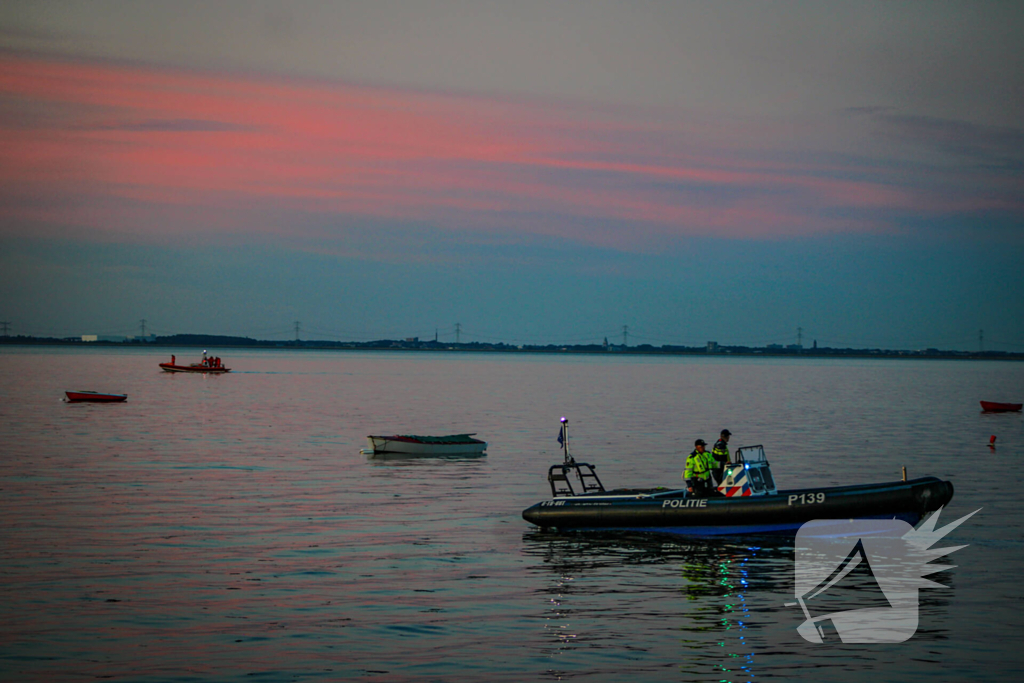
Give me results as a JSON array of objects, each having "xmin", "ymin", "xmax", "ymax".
[{"xmin": 685, "ymin": 449, "xmax": 714, "ymax": 480}]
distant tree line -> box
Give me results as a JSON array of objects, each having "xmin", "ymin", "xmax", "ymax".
[{"xmin": 1, "ymin": 333, "xmax": 1021, "ymax": 360}]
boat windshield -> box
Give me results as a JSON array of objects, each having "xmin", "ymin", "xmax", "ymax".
[{"xmin": 735, "ymin": 445, "xmax": 768, "ymax": 464}]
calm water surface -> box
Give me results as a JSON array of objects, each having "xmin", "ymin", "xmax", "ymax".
[{"xmin": 1, "ymin": 347, "xmax": 1022, "ymax": 681}]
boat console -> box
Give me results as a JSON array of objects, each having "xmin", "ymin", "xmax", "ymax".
[{"xmin": 718, "ymin": 445, "xmax": 778, "ymax": 497}]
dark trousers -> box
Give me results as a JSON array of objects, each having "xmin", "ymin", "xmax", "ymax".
[{"xmin": 687, "ymin": 478, "xmax": 713, "ymax": 497}]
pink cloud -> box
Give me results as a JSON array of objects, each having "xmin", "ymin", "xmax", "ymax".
[{"xmin": 0, "ymin": 53, "xmax": 1001, "ymax": 252}]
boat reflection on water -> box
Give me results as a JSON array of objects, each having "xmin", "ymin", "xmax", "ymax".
[
  {"xmin": 521, "ymin": 529, "xmax": 957, "ymax": 680},
  {"xmin": 521, "ymin": 530, "xmax": 793, "ymax": 681},
  {"xmin": 363, "ymin": 451, "xmax": 488, "ymax": 465}
]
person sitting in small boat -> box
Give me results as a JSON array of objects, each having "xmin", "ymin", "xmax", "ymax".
[
  {"xmin": 685, "ymin": 439, "xmax": 717, "ymax": 497},
  {"xmin": 711, "ymin": 429, "xmax": 731, "ymax": 485},
  {"xmin": 171, "ymin": 354, "xmax": 176, "ymax": 366}
]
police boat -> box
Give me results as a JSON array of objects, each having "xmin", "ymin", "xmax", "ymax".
[{"xmin": 521, "ymin": 420, "xmax": 954, "ymax": 537}]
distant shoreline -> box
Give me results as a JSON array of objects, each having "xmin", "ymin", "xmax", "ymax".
[{"xmin": 2, "ymin": 335, "xmax": 1021, "ymax": 361}]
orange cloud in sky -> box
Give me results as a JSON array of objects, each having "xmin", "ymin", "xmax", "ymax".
[{"xmin": 0, "ymin": 52, "xmax": 982, "ymax": 251}]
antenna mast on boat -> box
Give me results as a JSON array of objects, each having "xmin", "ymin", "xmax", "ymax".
[{"xmin": 559, "ymin": 417, "xmax": 572, "ymax": 463}]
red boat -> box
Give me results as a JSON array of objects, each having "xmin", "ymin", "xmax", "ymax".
[
  {"xmin": 159, "ymin": 353, "xmax": 231, "ymax": 374},
  {"xmin": 980, "ymin": 400, "xmax": 1023, "ymax": 413},
  {"xmin": 65, "ymin": 391, "xmax": 127, "ymax": 403}
]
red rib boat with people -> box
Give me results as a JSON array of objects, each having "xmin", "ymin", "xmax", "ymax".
[{"xmin": 159, "ymin": 352, "xmax": 231, "ymax": 374}]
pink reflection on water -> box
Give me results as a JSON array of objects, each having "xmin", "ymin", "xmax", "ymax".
[{"xmin": 1, "ymin": 348, "xmax": 1020, "ymax": 680}]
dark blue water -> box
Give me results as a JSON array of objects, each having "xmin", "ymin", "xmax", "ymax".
[{"xmin": 1, "ymin": 347, "xmax": 1021, "ymax": 681}]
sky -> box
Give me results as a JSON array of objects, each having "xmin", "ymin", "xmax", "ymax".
[{"xmin": 1, "ymin": 1, "xmax": 1022, "ymax": 350}]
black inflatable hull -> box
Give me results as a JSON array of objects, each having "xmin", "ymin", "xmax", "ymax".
[{"xmin": 522, "ymin": 477, "xmax": 954, "ymax": 536}]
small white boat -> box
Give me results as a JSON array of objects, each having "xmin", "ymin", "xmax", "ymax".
[{"xmin": 362, "ymin": 434, "xmax": 487, "ymax": 456}]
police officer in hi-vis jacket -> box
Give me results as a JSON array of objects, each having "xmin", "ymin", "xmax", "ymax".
[
  {"xmin": 685, "ymin": 439, "xmax": 716, "ymax": 497},
  {"xmin": 711, "ymin": 429, "xmax": 731, "ymax": 485}
]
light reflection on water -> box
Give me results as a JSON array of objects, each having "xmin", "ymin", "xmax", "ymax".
[
  {"xmin": 522, "ymin": 532, "xmax": 785, "ymax": 681},
  {"xmin": 519, "ymin": 529, "xmax": 971, "ymax": 682},
  {"xmin": 0, "ymin": 347, "xmax": 1021, "ymax": 681}
]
